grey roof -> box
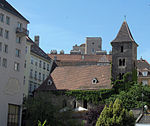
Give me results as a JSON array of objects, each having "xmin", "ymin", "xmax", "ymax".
[
  {"xmin": 112, "ymin": 21, "xmax": 135, "ymax": 42},
  {"xmin": 26, "ymin": 36, "xmax": 51, "ymax": 61},
  {"xmin": 137, "ymin": 59, "xmax": 150, "ymax": 70},
  {"xmin": 0, "ymin": 0, "xmax": 29, "ymax": 23}
]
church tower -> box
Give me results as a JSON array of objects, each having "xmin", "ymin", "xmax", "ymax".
[{"xmin": 111, "ymin": 21, "xmax": 138, "ymax": 80}]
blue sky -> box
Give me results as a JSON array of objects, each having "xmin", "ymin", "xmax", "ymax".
[{"xmin": 8, "ymin": 0, "xmax": 150, "ymax": 62}]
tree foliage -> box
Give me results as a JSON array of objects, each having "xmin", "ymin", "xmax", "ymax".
[
  {"xmin": 24, "ymin": 92, "xmax": 81, "ymax": 126},
  {"xmin": 96, "ymin": 98, "xmax": 135, "ymax": 126},
  {"xmin": 85, "ymin": 105, "xmax": 104, "ymax": 126}
]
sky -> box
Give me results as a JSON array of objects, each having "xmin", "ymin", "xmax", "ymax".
[{"xmin": 7, "ymin": 0, "xmax": 150, "ymax": 62}]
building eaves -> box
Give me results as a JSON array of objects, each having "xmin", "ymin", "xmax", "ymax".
[
  {"xmin": 0, "ymin": 0, "xmax": 29, "ymax": 23},
  {"xmin": 26, "ymin": 36, "xmax": 51, "ymax": 61}
]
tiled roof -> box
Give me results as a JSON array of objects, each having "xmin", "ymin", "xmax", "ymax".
[
  {"xmin": 38, "ymin": 65, "xmax": 111, "ymax": 90},
  {"xmin": 26, "ymin": 36, "xmax": 51, "ymax": 61},
  {"xmin": 111, "ymin": 21, "xmax": 136, "ymax": 43},
  {"xmin": 48, "ymin": 54, "xmax": 112, "ymax": 62},
  {"xmin": 137, "ymin": 59, "xmax": 150, "ymax": 71},
  {"xmin": 0, "ymin": 0, "xmax": 29, "ymax": 23}
]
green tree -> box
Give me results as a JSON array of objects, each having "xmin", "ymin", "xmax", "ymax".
[
  {"xmin": 24, "ymin": 92, "xmax": 81, "ymax": 126},
  {"xmin": 96, "ymin": 98, "xmax": 135, "ymax": 126}
]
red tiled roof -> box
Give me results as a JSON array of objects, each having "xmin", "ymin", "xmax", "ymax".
[
  {"xmin": 48, "ymin": 54, "xmax": 112, "ymax": 62},
  {"xmin": 49, "ymin": 65, "xmax": 111, "ymax": 90}
]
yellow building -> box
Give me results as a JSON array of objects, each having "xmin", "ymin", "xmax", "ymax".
[
  {"xmin": 23, "ymin": 36, "xmax": 53, "ymax": 96},
  {"xmin": 137, "ymin": 58, "xmax": 150, "ymax": 86}
]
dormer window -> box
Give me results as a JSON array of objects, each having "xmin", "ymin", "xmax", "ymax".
[
  {"xmin": 142, "ymin": 71, "xmax": 148, "ymax": 76},
  {"xmin": 47, "ymin": 79, "xmax": 52, "ymax": 85},
  {"xmin": 92, "ymin": 78, "xmax": 98, "ymax": 84}
]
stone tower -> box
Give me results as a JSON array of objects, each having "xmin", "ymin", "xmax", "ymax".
[{"xmin": 111, "ymin": 21, "xmax": 138, "ymax": 80}]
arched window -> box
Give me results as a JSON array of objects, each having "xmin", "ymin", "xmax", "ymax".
[{"xmin": 73, "ymin": 100, "xmax": 77, "ymax": 109}]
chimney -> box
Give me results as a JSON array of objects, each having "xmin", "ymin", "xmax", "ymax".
[{"xmin": 34, "ymin": 36, "xmax": 39, "ymax": 46}]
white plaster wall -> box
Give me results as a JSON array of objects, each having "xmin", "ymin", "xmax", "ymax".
[{"xmin": 0, "ymin": 8, "xmax": 28, "ymax": 126}]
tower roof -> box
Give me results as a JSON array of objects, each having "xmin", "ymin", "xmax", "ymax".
[{"xmin": 112, "ymin": 21, "xmax": 135, "ymax": 42}]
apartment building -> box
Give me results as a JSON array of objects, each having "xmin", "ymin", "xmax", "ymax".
[
  {"xmin": 0, "ymin": 0, "xmax": 29, "ymax": 126},
  {"xmin": 24, "ymin": 36, "xmax": 53, "ymax": 96}
]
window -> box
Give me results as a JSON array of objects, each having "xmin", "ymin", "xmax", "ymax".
[
  {"xmin": 25, "ymin": 46, "xmax": 27, "ymax": 53},
  {"xmin": 5, "ymin": 30, "xmax": 9, "ymax": 39},
  {"xmin": 119, "ymin": 73, "xmax": 124, "ymax": 80},
  {"xmin": 16, "ymin": 36, "xmax": 21, "ymax": 43},
  {"xmin": 2, "ymin": 58, "xmax": 7, "ymax": 68},
  {"xmin": 34, "ymin": 71, "xmax": 37, "ymax": 80},
  {"xmin": 142, "ymin": 80, "xmax": 148, "ymax": 86},
  {"xmin": 83, "ymin": 100, "xmax": 87, "ymax": 109},
  {"xmin": 6, "ymin": 16, "xmax": 10, "ymax": 25},
  {"xmin": 34, "ymin": 84, "xmax": 36, "ymax": 90},
  {"xmin": 121, "ymin": 46, "xmax": 123, "ymax": 52},
  {"xmin": 47, "ymin": 64, "xmax": 49, "ymax": 71},
  {"xmin": 29, "ymin": 82, "xmax": 32, "ymax": 93},
  {"xmin": 35, "ymin": 61, "xmax": 38, "ymax": 66},
  {"xmin": 15, "ymin": 49, "xmax": 20, "ymax": 57},
  {"xmin": 91, "ymin": 48, "xmax": 95, "ymax": 54},
  {"xmin": 24, "ymin": 60, "xmax": 26, "ymax": 68},
  {"xmin": 62, "ymin": 99, "xmax": 67, "ymax": 108},
  {"xmin": 0, "ymin": 13, "xmax": 4, "ymax": 22},
  {"xmin": 14, "ymin": 62, "xmax": 19, "ymax": 71},
  {"xmin": 39, "ymin": 60, "xmax": 42, "ymax": 68},
  {"xmin": 92, "ymin": 78, "xmax": 98, "ymax": 84},
  {"xmin": 0, "ymin": 27, "xmax": 3, "ymax": 37},
  {"xmin": 23, "ymin": 76, "xmax": 25, "ymax": 85},
  {"xmin": 17, "ymin": 22, "xmax": 22, "ymax": 29},
  {"xmin": 31, "ymin": 58, "xmax": 34, "ymax": 64},
  {"xmin": 4, "ymin": 44, "xmax": 8, "ymax": 53},
  {"xmin": 47, "ymin": 79, "xmax": 52, "ymax": 85},
  {"xmin": 142, "ymin": 71, "xmax": 148, "ymax": 76},
  {"xmin": 39, "ymin": 72, "xmax": 41, "ymax": 81},
  {"xmin": 0, "ymin": 42, "xmax": 2, "ymax": 51},
  {"xmin": 43, "ymin": 74, "xmax": 45, "ymax": 81},
  {"xmin": 119, "ymin": 59, "xmax": 125, "ymax": 67},
  {"xmin": 7, "ymin": 104, "xmax": 20, "ymax": 126},
  {"xmin": 43, "ymin": 62, "xmax": 45, "ymax": 69},
  {"xmin": 30, "ymin": 69, "xmax": 33, "ymax": 78}
]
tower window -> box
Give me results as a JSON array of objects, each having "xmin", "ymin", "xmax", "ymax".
[
  {"xmin": 121, "ymin": 46, "xmax": 123, "ymax": 52},
  {"xmin": 119, "ymin": 73, "xmax": 124, "ymax": 80},
  {"xmin": 119, "ymin": 59, "xmax": 125, "ymax": 66}
]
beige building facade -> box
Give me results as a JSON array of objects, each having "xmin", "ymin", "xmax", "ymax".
[
  {"xmin": 0, "ymin": 0, "xmax": 29, "ymax": 125},
  {"xmin": 23, "ymin": 36, "xmax": 53, "ymax": 97}
]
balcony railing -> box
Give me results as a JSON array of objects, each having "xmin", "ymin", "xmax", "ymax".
[{"xmin": 16, "ymin": 27, "xmax": 29, "ymax": 36}]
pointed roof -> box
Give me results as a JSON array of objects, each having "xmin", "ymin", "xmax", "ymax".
[
  {"xmin": 0, "ymin": 0, "xmax": 29, "ymax": 23},
  {"xmin": 112, "ymin": 21, "xmax": 135, "ymax": 42}
]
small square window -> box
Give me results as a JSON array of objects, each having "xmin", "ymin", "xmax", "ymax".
[
  {"xmin": 14, "ymin": 62, "xmax": 19, "ymax": 71},
  {"xmin": 6, "ymin": 16, "xmax": 10, "ymax": 25}
]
